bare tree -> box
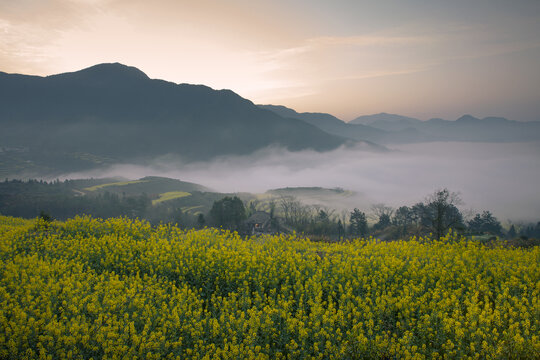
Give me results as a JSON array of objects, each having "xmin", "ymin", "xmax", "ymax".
[
  {"xmin": 369, "ymin": 203, "xmax": 394, "ymax": 221},
  {"xmin": 424, "ymin": 188, "xmax": 465, "ymax": 239},
  {"xmin": 279, "ymin": 195, "xmax": 310, "ymax": 227},
  {"xmin": 369, "ymin": 203, "xmax": 394, "ymax": 231}
]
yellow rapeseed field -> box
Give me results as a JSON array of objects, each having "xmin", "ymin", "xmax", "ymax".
[{"xmin": 0, "ymin": 215, "xmax": 538, "ymax": 359}]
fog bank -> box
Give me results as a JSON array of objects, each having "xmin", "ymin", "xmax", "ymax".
[{"xmin": 63, "ymin": 142, "xmax": 540, "ymax": 222}]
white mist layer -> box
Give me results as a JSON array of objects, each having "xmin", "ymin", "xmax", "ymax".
[{"xmin": 63, "ymin": 142, "xmax": 540, "ymax": 222}]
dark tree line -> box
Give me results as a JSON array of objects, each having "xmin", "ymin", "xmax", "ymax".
[
  {"xmin": 268, "ymin": 189, "xmax": 469, "ymax": 240},
  {"xmin": 0, "ymin": 184, "xmax": 151, "ymax": 220},
  {"xmin": 0, "ymin": 178, "xmax": 199, "ymax": 226},
  {"xmin": 363, "ymin": 189, "xmax": 525, "ymax": 240},
  {"xmin": 1, "ymin": 180, "xmax": 538, "ymax": 241},
  {"xmin": 204, "ymin": 188, "xmax": 538, "ymax": 242}
]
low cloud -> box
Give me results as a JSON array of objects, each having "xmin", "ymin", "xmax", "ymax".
[{"xmin": 63, "ymin": 142, "xmax": 540, "ymax": 222}]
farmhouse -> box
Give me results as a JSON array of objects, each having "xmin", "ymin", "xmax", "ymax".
[{"xmin": 244, "ymin": 211, "xmax": 275, "ymax": 235}]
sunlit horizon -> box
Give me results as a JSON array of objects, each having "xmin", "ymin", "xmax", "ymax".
[{"xmin": 1, "ymin": 0, "xmax": 539, "ymax": 121}]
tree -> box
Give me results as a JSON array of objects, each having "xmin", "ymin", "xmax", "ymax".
[
  {"xmin": 373, "ymin": 213, "xmax": 391, "ymax": 231},
  {"xmin": 410, "ymin": 203, "xmax": 428, "ymax": 226},
  {"xmin": 393, "ymin": 206, "xmax": 412, "ymax": 225},
  {"xmin": 520, "ymin": 221, "xmax": 540, "ymax": 239},
  {"xmin": 507, "ymin": 224, "xmax": 516, "ymax": 239},
  {"xmin": 370, "ymin": 203, "xmax": 394, "ymax": 221},
  {"xmin": 209, "ymin": 196, "xmax": 246, "ymax": 230},
  {"xmin": 197, "ymin": 213, "xmax": 206, "ymax": 229},
  {"xmin": 247, "ymin": 200, "xmax": 258, "ymax": 217},
  {"xmin": 337, "ymin": 220, "xmax": 345, "ymax": 239},
  {"xmin": 468, "ymin": 211, "xmax": 502, "ymax": 236},
  {"xmin": 424, "ymin": 189, "xmax": 465, "ymax": 239},
  {"xmin": 307, "ymin": 207, "xmax": 334, "ymax": 236},
  {"xmin": 279, "ymin": 196, "xmax": 310, "ymax": 228},
  {"xmin": 349, "ymin": 208, "xmax": 368, "ymax": 238},
  {"xmin": 370, "ymin": 203, "xmax": 393, "ymax": 232},
  {"xmin": 393, "ymin": 206, "xmax": 413, "ymax": 236},
  {"xmin": 39, "ymin": 210, "xmax": 53, "ymax": 223},
  {"xmin": 268, "ymin": 199, "xmax": 280, "ymax": 233},
  {"xmin": 317, "ymin": 209, "xmax": 330, "ymax": 223}
]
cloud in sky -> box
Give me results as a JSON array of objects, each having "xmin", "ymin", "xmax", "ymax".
[{"xmin": 1, "ymin": 0, "xmax": 540, "ymax": 120}]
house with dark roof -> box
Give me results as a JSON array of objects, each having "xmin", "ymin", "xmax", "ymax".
[{"xmin": 243, "ymin": 211, "xmax": 277, "ymax": 235}]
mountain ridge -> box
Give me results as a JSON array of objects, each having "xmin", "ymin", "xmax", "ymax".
[
  {"xmin": 259, "ymin": 104, "xmax": 540, "ymax": 144},
  {"xmin": 0, "ymin": 63, "xmax": 357, "ymax": 177},
  {"xmin": 350, "ymin": 112, "xmax": 422, "ymax": 126}
]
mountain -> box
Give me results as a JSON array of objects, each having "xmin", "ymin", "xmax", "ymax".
[
  {"xmin": 258, "ymin": 105, "xmax": 389, "ymax": 149},
  {"xmin": 262, "ymin": 105, "xmax": 540, "ymax": 144},
  {"xmin": 349, "ymin": 113, "xmax": 422, "ymax": 131},
  {"xmin": 258, "ymin": 105, "xmax": 345, "ymax": 128},
  {"xmin": 416, "ymin": 115, "xmax": 540, "ymax": 142},
  {"xmin": 350, "ymin": 113, "xmax": 540, "ymax": 142},
  {"xmin": 0, "ymin": 63, "xmax": 350, "ymax": 176}
]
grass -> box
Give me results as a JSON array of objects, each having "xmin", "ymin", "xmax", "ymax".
[
  {"xmin": 152, "ymin": 191, "xmax": 191, "ymax": 205},
  {"xmin": 83, "ymin": 180, "xmax": 149, "ymax": 192}
]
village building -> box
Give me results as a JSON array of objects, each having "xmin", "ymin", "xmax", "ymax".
[{"xmin": 243, "ymin": 211, "xmax": 277, "ymax": 235}]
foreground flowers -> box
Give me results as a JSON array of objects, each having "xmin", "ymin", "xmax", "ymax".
[{"xmin": 0, "ymin": 215, "xmax": 538, "ymax": 359}]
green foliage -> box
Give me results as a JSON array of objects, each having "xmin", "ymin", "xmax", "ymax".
[
  {"xmin": 373, "ymin": 213, "xmax": 391, "ymax": 231},
  {"xmin": 38, "ymin": 210, "xmax": 52, "ymax": 223},
  {"xmin": 468, "ymin": 211, "xmax": 503, "ymax": 235},
  {"xmin": 197, "ymin": 213, "xmax": 206, "ymax": 228},
  {"xmin": 507, "ymin": 224, "xmax": 517, "ymax": 239},
  {"xmin": 349, "ymin": 208, "xmax": 367, "ymax": 238},
  {"xmin": 209, "ymin": 196, "xmax": 246, "ymax": 230}
]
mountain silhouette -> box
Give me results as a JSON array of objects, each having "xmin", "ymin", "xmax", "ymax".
[
  {"xmin": 258, "ymin": 104, "xmax": 390, "ymax": 147},
  {"xmin": 0, "ymin": 63, "xmax": 350, "ymax": 174},
  {"xmin": 261, "ymin": 105, "xmax": 540, "ymax": 144},
  {"xmin": 350, "ymin": 112, "xmax": 421, "ymax": 126}
]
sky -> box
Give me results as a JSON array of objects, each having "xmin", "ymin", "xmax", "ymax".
[{"xmin": 1, "ymin": 0, "xmax": 540, "ymax": 121}]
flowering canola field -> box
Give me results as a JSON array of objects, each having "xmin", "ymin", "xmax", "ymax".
[{"xmin": 0, "ymin": 215, "xmax": 538, "ymax": 359}]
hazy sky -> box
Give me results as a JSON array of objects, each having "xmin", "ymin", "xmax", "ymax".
[{"xmin": 1, "ymin": 0, "xmax": 540, "ymax": 121}]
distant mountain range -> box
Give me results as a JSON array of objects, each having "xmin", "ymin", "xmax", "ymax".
[
  {"xmin": 0, "ymin": 63, "xmax": 353, "ymax": 176},
  {"xmin": 349, "ymin": 113, "xmax": 423, "ymax": 130},
  {"xmin": 1, "ymin": 62, "xmax": 539, "ymax": 178},
  {"xmin": 260, "ymin": 106, "xmax": 540, "ymax": 144}
]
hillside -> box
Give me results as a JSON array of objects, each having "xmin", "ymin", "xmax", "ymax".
[
  {"xmin": 81, "ymin": 176, "xmax": 210, "ymax": 195},
  {"xmin": 0, "ymin": 176, "xmax": 218, "ymax": 221},
  {"xmin": 350, "ymin": 112, "xmax": 422, "ymax": 127},
  {"xmin": 0, "ymin": 63, "xmax": 350, "ymax": 177},
  {"xmin": 0, "ymin": 176, "xmax": 365, "ymax": 222},
  {"xmin": 258, "ymin": 104, "xmax": 390, "ymax": 146}
]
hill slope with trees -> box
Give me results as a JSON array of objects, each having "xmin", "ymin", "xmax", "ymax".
[{"xmin": 0, "ymin": 63, "xmax": 351, "ymax": 177}]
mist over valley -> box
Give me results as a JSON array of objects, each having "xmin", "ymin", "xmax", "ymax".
[
  {"xmin": 58, "ymin": 140, "xmax": 540, "ymax": 223},
  {"xmin": 1, "ymin": 63, "xmax": 539, "ymax": 225}
]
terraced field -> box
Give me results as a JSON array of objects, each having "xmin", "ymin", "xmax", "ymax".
[{"xmin": 152, "ymin": 191, "xmax": 192, "ymax": 205}]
